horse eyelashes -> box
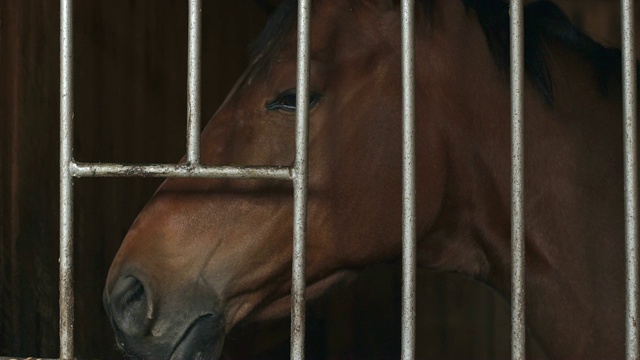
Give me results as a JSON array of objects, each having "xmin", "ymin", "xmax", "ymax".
[{"xmin": 266, "ymin": 90, "xmax": 320, "ymax": 112}]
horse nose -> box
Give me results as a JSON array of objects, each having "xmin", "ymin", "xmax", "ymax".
[{"xmin": 105, "ymin": 275, "xmax": 152, "ymax": 337}]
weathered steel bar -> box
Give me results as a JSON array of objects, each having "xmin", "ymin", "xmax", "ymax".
[
  {"xmin": 400, "ymin": 0, "xmax": 416, "ymax": 359},
  {"xmin": 71, "ymin": 162, "xmax": 293, "ymax": 180},
  {"xmin": 622, "ymin": 0, "xmax": 639, "ymax": 359},
  {"xmin": 59, "ymin": 0, "xmax": 74, "ymax": 358},
  {"xmin": 291, "ymin": 0, "xmax": 311, "ymax": 358},
  {"xmin": 510, "ymin": 0, "xmax": 526, "ymax": 359},
  {"xmin": 187, "ymin": 0, "xmax": 202, "ymax": 165}
]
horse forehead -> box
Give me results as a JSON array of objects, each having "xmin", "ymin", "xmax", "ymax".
[{"xmin": 307, "ymin": 1, "xmax": 398, "ymax": 54}]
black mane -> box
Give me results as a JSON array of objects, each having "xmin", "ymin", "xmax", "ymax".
[
  {"xmin": 249, "ymin": 0, "xmax": 625, "ymax": 105},
  {"xmin": 462, "ymin": 0, "xmax": 624, "ymax": 105}
]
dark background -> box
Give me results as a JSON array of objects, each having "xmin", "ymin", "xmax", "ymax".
[{"xmin": 0, "ymin": 0, "xmax": 636, "ymax": 359}]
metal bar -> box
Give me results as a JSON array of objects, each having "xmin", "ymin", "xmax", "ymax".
[
  {"xmin": 71, "ymin": 162, "xmax": 293, "ymax": 180},
  {"xmin": 622, "ymin": 1, "xmax": 639, "ymax": 358},
  {"xmin": 59, "ymin": 0, "xmax": 74, "ymax": 358},
  {"xmin": 510, "ymin": 0, "xmax": 526, "ymax": 359},
  {"xmin": 187, "ymin": 0, "xmax": 202, "ymax": 165},
  {"xmin": 291, "ymin": 0, "xmax": 311, "ymax": 358},
  {"xmin": 400, "ymin": 0, "xmax": 416, "ymax": 359}
]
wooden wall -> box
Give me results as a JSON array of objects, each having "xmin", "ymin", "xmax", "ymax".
[
  {"xmin": 0, "ymin": 1, "xmax": 636, "ymax": 359},
  {"xmin": 1, "ymin": 1, "xmax": 65, "ymax": 355},
  {"xmin": 0, "ymin": 1, "xmax": 269, "ymax": 358}
]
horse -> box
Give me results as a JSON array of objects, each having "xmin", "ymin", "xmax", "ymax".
[{"xmin": 102, "ymin": 0, "xmax": 631, "ymax": 358}]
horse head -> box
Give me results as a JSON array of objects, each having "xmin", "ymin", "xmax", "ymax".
[
  {"xmin": 104, "ymin": 0, "xmax": 629, "ymax": 358},
  {"xmin": 103, "ymin": 0, "xmax": 450, "ymax": 358}
]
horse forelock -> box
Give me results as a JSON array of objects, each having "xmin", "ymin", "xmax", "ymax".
[{"xmin": 248, "ymin": 0, "xmax": 297, "ymax": 61}]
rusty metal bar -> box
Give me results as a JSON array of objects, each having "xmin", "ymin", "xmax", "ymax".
[
  {"xmin": 400, "ymin": 0, "xmax": 416, "ymax": 359},
  {"xmin": 59, "ymin": 0, "xmax": 74, "ymax": 358},
  {"xmin": 622, "ymin": 0, "xmax": 639, "ymax": 359},
  {"xmin": 187, "ymin": 0, "xmax": 202, "ymax": 165},
  {"xmin": 72, "ymin": 162, "xmax": 293, "ymax": 180},
  {"xmin": 510, "ymin": 0, "xmax": 526, "ymax": 359},
  {"xmin": 291, "ymin": 0, "xmax": 311, "ymax": 358}
]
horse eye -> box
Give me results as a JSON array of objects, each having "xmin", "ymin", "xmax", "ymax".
[{"xmin": 266, "ymin": 90, "xmax": 320, "ymax": 112}]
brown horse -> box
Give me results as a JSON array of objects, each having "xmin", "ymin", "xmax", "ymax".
[{"xmin": 103, "ymin": 0, "xmax": 630, "ymax": 358}]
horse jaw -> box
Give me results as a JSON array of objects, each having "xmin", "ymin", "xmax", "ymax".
[{"xmin": 243, "ymin": 270, "xmax": 357, "ymax": 323}]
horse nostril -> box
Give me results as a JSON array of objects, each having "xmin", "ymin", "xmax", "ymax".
[{"xmin": 108, "ymin": 275, "xmax": 152, "ymax": 337}]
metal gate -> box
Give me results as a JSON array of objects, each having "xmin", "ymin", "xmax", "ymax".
[{"xmin": 0, "ymin": 0, "xmax": 637, "ymax": 359}]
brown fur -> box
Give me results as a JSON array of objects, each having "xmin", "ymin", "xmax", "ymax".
[{"xmin": 104, "ymin": 1, "xmax": 627, "ymax": 358}]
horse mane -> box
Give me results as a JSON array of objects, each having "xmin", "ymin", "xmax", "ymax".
[
  {"xmin": 461, "ymin": 0, "xmax": 625, "ymax": 105},
  {"xmin": 250, "ymin": 0, "xmax": 626, "ymax": 105}
]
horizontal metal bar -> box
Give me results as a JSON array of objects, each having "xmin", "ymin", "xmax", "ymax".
[
  {"xmin": 71, "ymin": 162, "xmax": 293, "ymax": 180},
  {"xmin": 0, "ymin": 357, "xmax": 57, "ymax": 360},
  {"xmin": 0, "ymin": 358, "xmax": 92, "ymax": 360}
]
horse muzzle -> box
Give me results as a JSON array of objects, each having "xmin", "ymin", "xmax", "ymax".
[
  {"xmin": 168, "ymin": 314, "xmax": 224, "ymax": 360},
  {"xmin": 103, "ymin": 274, "xmax": 225, "ymax": 360}
]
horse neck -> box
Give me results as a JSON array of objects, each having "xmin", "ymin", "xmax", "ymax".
[{"xmin": 415, "ymin": 7, "xmax": 627, "ymax": 358}]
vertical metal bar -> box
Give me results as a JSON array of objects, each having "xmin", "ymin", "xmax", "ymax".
[
  {"xmin": 400, "ymin": 0, "xmax": 416, "ymax": 359},
  {"xmin": 291, "ymin": 0, "xmax": 311, "ymax": 359},
  {"xmin": 510, "ymin": 0, "xmax": 525, "ymax": 359},
  {"xmin": 187, "ymin": 0, "xmax": 202, "ymax": 165},
  {"xmin": 622, "ymin": 1, "xmax": 639, "ymax": 359},
  {"xmin": 59, "ymin": 0, "xmax": 75, "ymax": 358}
]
